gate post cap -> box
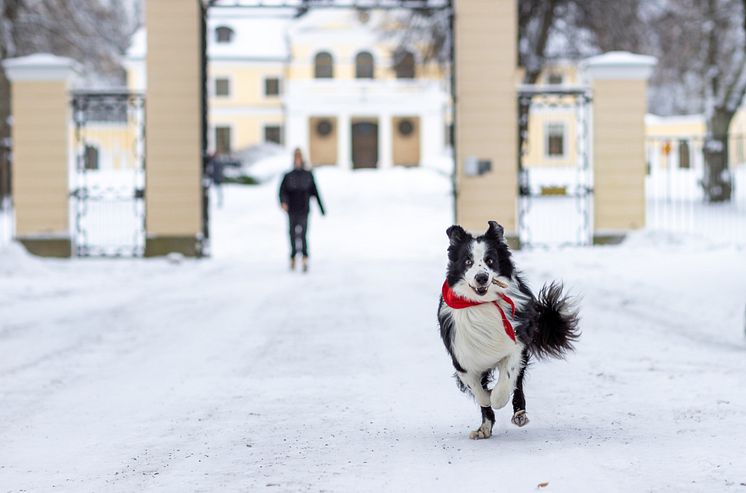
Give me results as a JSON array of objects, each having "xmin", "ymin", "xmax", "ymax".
[
  {"xmin": 581, "ymin": 51, "xmax": 657, "ymax": 81},
  {"xmin": 2, "ymin": 53, "xmax": 78, "ymax": 82}
]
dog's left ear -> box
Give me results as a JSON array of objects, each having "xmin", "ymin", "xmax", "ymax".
[{"xmin": 485, "ymin": 221, "xmax": 505, "ymax": 241}]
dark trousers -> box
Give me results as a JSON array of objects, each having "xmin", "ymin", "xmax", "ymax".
[{"xmin": 289, "ymin": 213, "xmax": 309, "ymax": 258}]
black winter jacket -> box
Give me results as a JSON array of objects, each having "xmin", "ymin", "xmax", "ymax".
[{"xmin": 279, "ymin": 168, "xmax": 325, "ymax": 216}]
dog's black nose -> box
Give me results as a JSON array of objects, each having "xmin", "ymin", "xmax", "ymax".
[{"xmin": 475, "ymin": 273, "xmax": 489, "ymax": 286}]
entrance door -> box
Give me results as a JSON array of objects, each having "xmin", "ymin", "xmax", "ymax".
[{"xmin": 352, "ymin": 121, "xmax": 378, "ymax": 169}]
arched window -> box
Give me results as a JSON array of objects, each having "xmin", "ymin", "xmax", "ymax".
[
  {"xmin": 215, "ymin": 26, "xmax": 234, "ymax": 43},
  {"xmin": 314, "ymin": 52, "xmax": 334, "ymax": 79},
  {"xmin": 394, "ymin": 50, "xmax": 415, "ymax": 79},
  {"xmin": 355, "ymin": 51, "xmax": 375, "ymax": 79}
]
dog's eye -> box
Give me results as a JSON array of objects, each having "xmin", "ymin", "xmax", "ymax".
[
  {"xmin": 485, "ymin": 258, "xmax": 494, "ymax": 266},
  {"xmin": 465, "ymin": 259, "xmax": 473, "ymax": 267}
]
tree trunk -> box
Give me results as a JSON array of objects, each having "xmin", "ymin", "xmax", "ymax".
[{"xmin": 704, "ymin": 108, "xmax": 734, "ymax": 202}]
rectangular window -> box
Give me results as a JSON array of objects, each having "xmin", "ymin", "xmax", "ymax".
[
  {"xmin": 264, "ymin": 125, "xmax": 282, "ymax": 144},
  {"xmin": 445, "ymin": 123, "xmax": 454, "ymax": 147},
  {"xmin": 215, "ymin": 126, "xmax": 232, "ymax": 155},
  {"xmin": 264, "ymin": 77, "xmax": 280, "ymax": 96},
  {"xmin": 678, "ymin": 139, "xmax": 690, "ymax": 169},
  {"xmin": 546, "ymin": 123, "xmax": 565, "ymax": 158},
  {"xmin": 215, "ymin": 78, "xmax": 230, "ymax": 97},
  {"xmin": 547, "ymin": 72, "xmax": 563, "ymax": 85}
]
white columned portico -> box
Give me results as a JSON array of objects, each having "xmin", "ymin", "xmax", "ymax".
[
  {"xmin": 337, "ymin": 113, "xmax": 352, "ymax": 168},
  {"xmin": 420, "ymin": 109, "xmax": 443, "ymax": 166},
  {"xmin": 286, "ymin": 111, "xmax": 309, "ymax": 157},
  {"xmin": 378, "ymin": 113, "xmax": 393, "ymax": 168}
]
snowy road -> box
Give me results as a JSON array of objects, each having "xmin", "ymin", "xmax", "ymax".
[{"xmin": 1, "ymin": 167, "xmax": 746, "ymax": 492}]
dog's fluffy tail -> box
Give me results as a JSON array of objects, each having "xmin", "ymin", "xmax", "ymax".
[{"xmin": 529, "ymin": 282, "xmax": 580, "ymax": 359}]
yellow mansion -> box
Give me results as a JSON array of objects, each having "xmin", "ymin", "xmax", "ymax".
[{"xmin": 125, "ymin": 6, "xmax": 450, "ymax": 169}]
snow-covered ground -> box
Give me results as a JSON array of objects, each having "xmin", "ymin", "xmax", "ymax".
[
  {"xmin": 0, "ymin": 198, "xmax": 12, "ymax": 247},
  {"xmin": 2, "ymin": 166, "xmax": 746, "ymax": 492}
]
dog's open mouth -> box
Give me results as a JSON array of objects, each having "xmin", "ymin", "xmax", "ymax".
[{"xmin": 470, "ymin": 285, "xmax": 489, "ymax": 296}]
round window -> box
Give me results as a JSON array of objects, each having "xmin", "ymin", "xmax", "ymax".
[
  {"xmin": 398, "ymin": 119, "xmax": 414, "ymax": 136},
  {"xmin": 317, "ymin": 120, "xmax": 333, "ymax": 137}
]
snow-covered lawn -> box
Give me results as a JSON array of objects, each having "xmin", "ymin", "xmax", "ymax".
[{"xmin": 1, "ymin": 166, "xmax": 746, "ymax": 492}]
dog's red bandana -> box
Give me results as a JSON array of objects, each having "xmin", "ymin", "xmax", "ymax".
[{"xmin": 441, "ymin": 280, "xmax": 517, "ymax": 343}]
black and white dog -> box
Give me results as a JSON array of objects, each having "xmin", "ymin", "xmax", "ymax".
[{"xmin": 438, "ymin": 221, "xmax": 579, "ymax": 439}]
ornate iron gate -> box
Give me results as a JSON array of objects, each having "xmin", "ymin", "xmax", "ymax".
[
  {"xmin": 200, "ymin": 1, "xmax": 211, "ymax": 256},
  {"xmin": 517, "ymin": 86, "xmax": 593, "ymax": 248},
  {"xmin": 71, "ymin": 91, "xmax": 146, "ymax": 257},
  {"xmin": 0, "ymin": 143, "xmax": 11, "ymax": 246}
]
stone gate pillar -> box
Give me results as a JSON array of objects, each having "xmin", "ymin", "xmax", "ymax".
[
  {"xmin": 145, "ymin": 0, "xmax": 204, "ymax": 256},
  {"xmin": 454, "ymin": 0, "xmax": 518, "ymax": 243},
  {"xmin": 2, "ymin": 54, "xmax": 75, "ymax": 257},
  {"xmin": 582, "ymin": 51, "xmax": 656, "ymax": 244}
]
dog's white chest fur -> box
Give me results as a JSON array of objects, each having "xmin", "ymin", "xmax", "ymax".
[{"xmin": 442, "ymin": 302, "xmax": 522, "ymax": 372}]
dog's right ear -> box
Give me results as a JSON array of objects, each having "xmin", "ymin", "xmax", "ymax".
[{"xmin": 446, "ymin": 225, "xmax": 467, "ymax": 246}]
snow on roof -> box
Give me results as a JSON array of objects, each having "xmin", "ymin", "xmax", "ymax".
[
  {"xmin": 645, "ymin": 113, "xmax": 705, "ymax": 126},
  {"xmin": 208, "ymin": 7, "xmax": 293, "ymax": 61},
  {"xmin": 583, "ymin": 51, "xmax": 657, "ymax": 68},
  {"xmin": 2, "ymin": 53, "xmax": 79, "ymax": 81},
  {"xmin": 126, "ymin": 8, "xmax": 294, "ymax": 62},
  {"xmin": 2, "ymin": 53, "xmax": 76, "ymax": 69}
]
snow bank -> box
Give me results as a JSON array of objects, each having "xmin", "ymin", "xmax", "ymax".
[
  {"xmin": 245, "ymin": 149, "xmax": 293, "ymax": 182},
  {"xmin": 421, "ymin": 151, "xmax": 455, "ymax": 176},
  {"xmin": 0, "ymin": 241, "xmax": 47, "ymax": 277}
]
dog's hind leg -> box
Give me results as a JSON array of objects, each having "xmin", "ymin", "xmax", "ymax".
[
  {"xmin": 457, "ymin": 371, "xmax": 494, "ymax": 439},
  {"xmin": 511, "ymin": 349, "xmax": 530, "ymax": 427}
]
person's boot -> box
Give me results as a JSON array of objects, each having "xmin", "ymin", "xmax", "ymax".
[
  {"xmin": 290, "ymin": 256, "xmax": 296, "ymax": 271},
  {"xmin": 302, "ymin": 256, "xmax": 309, "ymax": 273}
]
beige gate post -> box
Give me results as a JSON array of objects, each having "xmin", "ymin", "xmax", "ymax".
[
  {"xmin": 2, "ymin": 54, "xmax": 75, "ymax": 257},
  {"xmin": 453, "ymin": 0, "xmax": 518, "ymax": 245},
  {"xmin": 144, "ymin": 0, "xmax": 204, "ymax": 256},
  {"xmin": 582, "ymin": 52, "xmax": 657, "ymax": 244}
]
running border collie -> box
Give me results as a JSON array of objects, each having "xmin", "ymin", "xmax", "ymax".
[{"xmin": 438, "ymin": 221, "xmax": 580, "ymax": 439}]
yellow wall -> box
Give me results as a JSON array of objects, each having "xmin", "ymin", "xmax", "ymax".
[
  {"xmin": 593, "ymin": 79, "xmax": 647, "ymax": 232},
  {"xmin": 11, "ymin": 80, "xmax": 69, "ymax": 236},
  {"xmin": 145, "ymin": 0, "xmax": 202, "ymax": 237},
  {"xmin": 725, "ymin": 109, "xmax": 746, "ymax": 165},
  {"xmin": 287, "ymin": 43, "xmax": 444, "ymax": 81},
  {"xmin": 209, "ymin": 63, "xmax": 284, "ymax": 109},
  {"xmin": 645, "ymin": 119, "xmax": 705, "ymax": 138},
  {"xmin": 73, "ymin": 123, "xmax": 140, "ymax": 170},
  {"xmin": 455, "ymin": 0, "xmax": 517, "ymax": 235},
  {"xmin": 522, "ymin": 109, "xmax": 578, "ymax": 168},
  {"xmin": 211, "ymin": 113, "xmax": 284, "ymax": 151}
]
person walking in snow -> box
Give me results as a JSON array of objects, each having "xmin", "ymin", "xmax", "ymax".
[
  {"xmin": 207, "ymin": 152, "xmax": 225, "ymax": 208},
  {"xmin": 279, "ymin": 148, "xmax": 325, "ymax": 272}
]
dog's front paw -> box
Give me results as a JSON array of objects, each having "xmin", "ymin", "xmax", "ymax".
[
  {"xmin": 469, "ymin": 421, "xmax": 493, "ymax": 440},
  {"xmin": 511, "ymin": 410, "xmax": 530, "ymax": 427}
]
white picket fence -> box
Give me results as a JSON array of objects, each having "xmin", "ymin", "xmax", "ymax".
[{"xmin": 646, "ymin": 136, "xmax": 746, "ymax": 245}]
